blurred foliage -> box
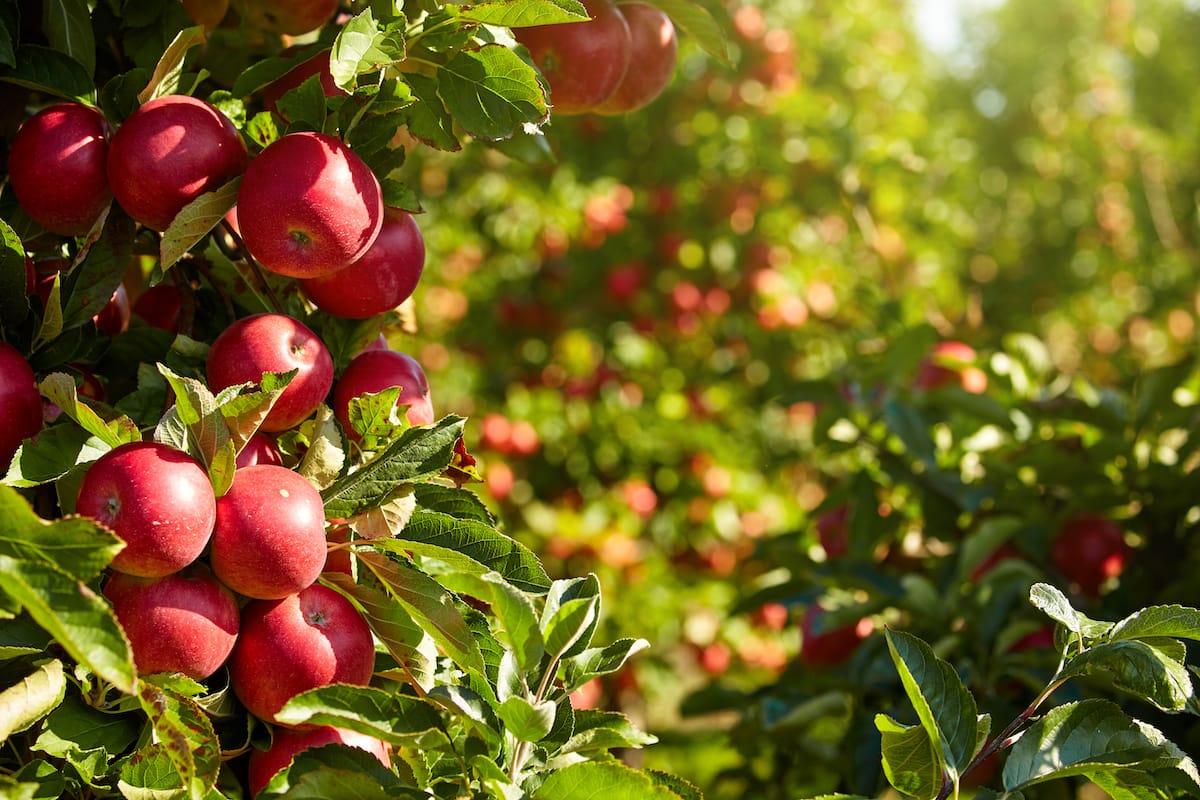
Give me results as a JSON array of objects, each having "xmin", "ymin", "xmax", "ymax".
[{"xmin": 387, "ymin": 0, "xmax": 1200, "ymax": 796}]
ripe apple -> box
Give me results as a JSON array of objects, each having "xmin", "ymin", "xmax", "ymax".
[
  {"xmin": 248, "ymin": 726, "xmax": 389, "ymax": 796},
  {"xmin": 515, "ymin": 0, "xmax": 632, "ymax": 115},
  {"xmin": 262, "ymin": 48, "xmax": 347, "ymax": 118},
  {"xmin": 205, "ymin": 313, "xmax": 334, "ymax": 432},
  {"xmin": 235, "ymin": 431, "xmax": 284, "ymax": 468},
  {"xmin": 8, "ymin": 103, "xmax": 111, "ymax": 235},
  {"xmin": 815, "ymin": 505, "xmax": 849, "ymax": 558},
  {"xmin": 298, "ymin": 209, "xmax": 425, "ymax": 319},
  {"xmin": 596, "ymin": 4, "xmax": 677, "ymax": 114},
  {"xmin": 332, "ymin": 349, "xmax": 434, "ymax": 439},
  {"xmin": 798, "ymin": 603, "xmax": 871, "ymax": 668},
  {"xmin": 229, "ymin": 583, "xmax": 375, "ymax": 725},
  {"xmin": 103, "ymin": 566, "xmax": 239, "ymax": 679},
  {"xmin": 132, "ymin": 284, "xmax": 183, "ymax": 333},
  {"xmin": 914, "ymin": 341, "xmax": 988, "ymax": 394},
  {"xmin": 235, "ymin": 131, "xmax": 384, "ymax": 279},
  {"xmin": 76, "ymin": 442, "xmax": 217, "ymax": 578},
  {"xmin": 0, "ymin": 343, "xmax": 44, "ymax": 472},
  {"xmin": 235, "ymin": 0, "xmax": 340, "ymax": 36},
  {"xmin": 181, "ymin": 0, "xmax": 230, "ymax": 29},
  {"xmin": 209, "ymin": 464, "xmax": 328, "ymax": 599},
  {"xmin": 107, "ymin": 95, "xmax": 248, "ymax": 231},
  {"xmin": 1050, "ymin": 513, "xmax": 1131, "ymax": 596},
  {"xmin": 93, "ymin": 284, "xmax": 131, "ymax": 336}
]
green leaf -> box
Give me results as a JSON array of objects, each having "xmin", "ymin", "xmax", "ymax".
[
  {"xmin": 61, "ymin": 209, "xmax": 135, "ymax": 331},
  {"xmin": 154, "ymin": 364, "xmax": 232, "ymax": 486},
  {"xmin": 263, "ymin": 744, "xmax": 428, "ymax": 799},
  {"xmin": 644, "ymin": 771, "xmax": 704, "ymax": 800},
  {"xmin": 0, "ymin": 485, "xmax": 123, "ymax": 580},
  {"xmin": 532, "ymin": 761, "xmax": 683, "ymax": 799},
  {"xmin": 1109, "ymin": 604, "xmax": 1200, "ymax": 643},
  {"xmin": 138, "ymin": 24, "xmax": 206, "ymax": 103},
  {"xmin": 1060, "ymin": 640, "xmax": 1194, "ymax": 712},
  {"xmin": 883, "ymin": 399, "xmax": 936, "ymax": 465},
  {"xmin": 635, "ymin": 0, "xmax": 732, "ymax": 65},
  {"xmin": 875, "ymin": 714, "xmax": 941, "ymax": 800},
  {"xmin": 358, "ymin": 551, "xmax": 487, "ymax": 676},
  {"xmin": 0, "ymin": 658, "xmax": 65, "ymax": 741},
  {"xmin": 216, "ymin": 369, "xmax": 295, "ymax": 452},
  {"xmin": 322, "ymin": 573, "xmax": 436, "ymax": 692},
  {"xmin": 117, "ymin": 742, "xmax": 189, "ymax": 798},
  {"xmin": 0, "ymin": 554, "xmax": 134, "ymax": 694},
  {"xmin": 884, "ymin": 629, "xmax": 980, "ymax": 779},
  {"xmin": 231, "ymin": 47, "xmax": 318, "ymax": 98},
  {"xmin": 321, "ymin": 416, "xmax": 466, "ymax": 518},
  {"xmin": 544, "ymin": 596, "xmax": 599, "ymax": 660},
  {"xmin": 329, "ymin": 8, "xmax": 406, "ymax": 91},
  {"xmin": 560, "ymin": 638, "xmax": 650, "ymax": 692},
  {"xmin": 481, "ymin": 571, "xmax": 544, "ymax": 672},
  {"xmin": 0, "ymin": 217, "xmax": 31, "ymax": 331},
  {"xmin": 541, "ymin": 575, "xmax": 599, "ymax": 659},
  {"xmin": 1003, "ymin": 699, "xmax": 1198, "ymax": 791},
  {"xmin": 0, "ymin": 614, "xmax": 53, "ymax": 659},
  {"xmin": 0, "ymin": 5, "xmax": 16, "ymax": 68},
  {"xmin": 375, "ymin": 509, "xmax": 550, "ymax": 593},
  {"xmin": 245, "ymin": 110, "xmax": 280, "ymax": 149},
  {"xmin": 43, "ymin": 0, "xmax": 95, "ymax": 78},
  {"xmin": 160, "ymin": 176, "xmax": 240, "ymax": 272},
  {"xmin": 274, "ymin": 684, "xmax": 448, "ymax": 747},
  {"xmin": 560, "ymin": 709, "xmax": 657, "ymax": 754},
  {"xmin": 11, "ymin": 760, "xmax": 66, "ymax": 800},
  {"xmin": 400, "ymin": 73, "xmax": 460, "ymax": 151},
  {"xmin": 1030, "ymin": 582, "xmax": 1113, "ymax": 639},
  {"xmin": 276, "ymin": 73, "xmax": 328, "ymax": 130},
  {"xmin": 40, "ymin": 373, "xmax": 141, "ymax": 450},
  {"xmin": 296, "ymin": 405, "xmax": 346, "ymax": 491},
  {"xmin": 459, "ymin": 0, "xmax": 588, "ymax": 26},
  {"xmin": 33, "ymin": 694, "xmax": 140, "ymax": 784},
  {"xmin": 0, "ymin": 44, "xmax": 93, "ymax": 100},
  {"xmin": 4, "ymin": 424, "xmax": 109, "ymax": 488},
  {"xmin": 437, "ymin": 44, "xmax": 548, "ymax": 141},
  {"xmin": 413, "ymin": 483, "xmax": 495, "ymax": 524},
  {"xmin": 136, "ymin": 682, "xmax": 220, "ymax": 799},
  {"xmin": 497, "ymin": 695, "xmax": 556, "ymax": 742},
  {"xmin": 346, "ymin": 385, "xmax": 407, "ymax": 449}
]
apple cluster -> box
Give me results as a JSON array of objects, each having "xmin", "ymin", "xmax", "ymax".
[{"xmin": 515, "ymin": 0, "xmax": 679, "ymax": 115}]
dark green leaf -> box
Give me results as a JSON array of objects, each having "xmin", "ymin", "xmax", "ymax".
[
  {"xmin": 1060, "ymin": 640, "xmax": 1194, "ymax": 712},
  {"xmin": 276, "ymin": 73, "xmax": 328, "ymax": 131},
  {"xmin": 1109, "ymin": 605, "xmax": 1200, "ymax": 643},
  {"xmin": 4, "ymin": 424, "xmax": 108, "ymax": 488},
  {"xmin": 0, "ymin": 484, "xmax": 123, "ymax": 580},
  {"xmin": 413, "ymin": 483, "xmax": 495, "ymax": 524},
  {"xmin": 33, "ymin": 694, "xmax": 139, "ymax": 783},
  {"xmin": 437, "ymin": 44, "xmax": 548, "ymax": 141},
  {"xmin": 0, "ymin": 44, "xmax": 93, "ymax": 100},
  {"xmin": 60, "ymin": 210, "xmax": 135, "ymax": 331},
  {"xmin": 264, "ymin": 744, "xmax": 429, "ymax": 799},
  {"xmin": 12, "ymin": 760, "xmax": 66, "ymax": 800},
  {"xmin": 0, "ymin": 217, "xmax": 31, "ymax": 331},
  {"xmin": 43, "ymin": 0, "xmax": 95, "ymax": 78},
  {"xmin": 401, "ymin": 72, "xmax": 459, "ymax": 151},
  {"xmin": 274, "ymin": 684, "xmax": 449, "ymax": 747},
  {"xmin": 0, "ymin": 5, "xmax": 16, "ymax": 68}
]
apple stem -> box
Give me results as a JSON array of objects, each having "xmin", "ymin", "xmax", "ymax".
[{"xmin": 218, "ymin": 218, "xmax": 284, "ymax": 314}]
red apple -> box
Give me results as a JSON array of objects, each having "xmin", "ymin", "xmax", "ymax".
[
  {"xmin": 0, "ymin": 343, "xmax": 44, "ymax": 472},
  {"xmin": 236, "ymin": 131, "xmax": 383, "ymax": 279},
  {"xmin": 248, "ymin": 726, "xmax": 389, "ymax": 796},
  {"xmin": 76, "ymin": 442, "xmax": 217, "ymax": 578},
  {"xmin": 107, "ymin": 95, "xmax": 247, "ymax": 231},
  {"xmin": 8, "ymin": 103, "xmax": 111, "ymax": 235},
  {"xmin": 132, "ymin": 284, "xmax": 183, "ymax": 333},
  {"xmin": 209, "ymin": 464, "xmax": 328, "ymax": 599},
  {"xmin": 103, "ymin": 566, "xmax": 239, "ymax": 679},
  {"xmin": 1050, "ymin": 513, "xmax": 1131, "ymax": 596},
  {"xmin": 914, "ymin": 341, "xmax": 988, "ymax": 394},
  {"xmin": 236, "ymin": 431, "xmax": 284, "ymax": 469},
  {"xmin": 93, "ymin": 284, "xmax": 131, "ymax": 336},
  {"xmin": 332, "ymin": 350, "xmax": 434, "ymax": 439},
  {"xmin": 229, "ymin": 583, "xmax": 375, "ymax": 725},
  {"xmin": 235, "ymin": 0, "xmax": 340, "ymax": 35},
  {"xmin": 515, "ymin": 0, "xmax": 632, "ymax": 115},
  {"xmin": 298, "ymin": 209, "xmax": 425, "ymax": 319},
  {"xmin": 181, "ymin": 0, "xmax": 230, "ymax": 29},
  {"xmin": 799, "ymin": 603, "xmax": 871, "ymax": 668},
  {"xmin": 815, "ymin": 505, "xmax": 849, "ymax": 558},
  {"xmin": 205, "ymin": 313, "xmax": 334, "ymax": 432},
  {"xmin": 596, "ymin": 4, "xmax": 677, "ymax": 114},
  {"xmin": 262, "ymin": 48, "xmax": 347, "ymax": 118}
]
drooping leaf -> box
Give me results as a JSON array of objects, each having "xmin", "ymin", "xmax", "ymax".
[
  {"xmin": 0, "ymin": 484, "xmax": 123, "ymax": 580},
  {"xmin": 263, "ymin": 743, "xmax": 430, "ymax": 799},
  {"xmin": 138, "ymin": 24, "xmax": 206, "ymax": 103},
  {"xmin": 0, "ymin": 5, "xmax": 15, "ymax": 68},
  {"xmin": 400, "ymin": 72, "xmax": 460, "ymax": 151},
  {"xmin": 413, "ymin": 483, "xmax": 495, "ymax": 524},
  {"xmin": 1059, "ymin": 639, "xmax": 1194, "ymax": 712},
  {"xmin": 1003, "ymin": 699, "xmax": 1198, "ymax": 791},
  {"xmin": 61, "ymin": 210, "xmax": 135, "ymax": 331},
  {"xmin": 11, "ymin": 760, "xmax": 66, "ymax": 800},
  {"xmin": 136, "ymin": 681, "xmax": 221, "ymax": 799},
  {"xmin": 159, "ymin": 177, "xmax": 241, "ymax": 271},
  {"xmin": 0, "ymin": 658, "xmax": 66, "ymax": 741},
  {"xmin": 0, "ymin": 554, "xmax": 135, "ymax": 694},
  {"xmin": 875, "ymin": 714, "xmax": 942, "ymax": 800},
  {"xmin": 274, "ymin": 684, "xmax": 449, "ymax": 747},
  {"xmin": 636, "ymin": 0, "xmax": 732, "ymax": 65},
  {"xmin": 4, "ymin": 424, "xmax": 109, "ymax": 488},
  {"xmin": 885, "ymin": 629, "xmax": 981, "ymax": 780},
  {"xmin": 1109, "ymin": 605, "xmax": 1200, "ymax": 643},
  {"xmin": 40, "ymin": 373, "xmax": 141, "ymax": 449},
  {"xmin": 296, "ymin": 404, "xmax": 346, "ymax": 491},
  {"xmin": 436, "ymin": 44, "xmax": 548, "ymax": 141},
  {"xmin": 0, "ymin": 44, "xmax": 93, "ymax": 100}
]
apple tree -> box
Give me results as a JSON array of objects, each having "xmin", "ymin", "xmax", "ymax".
[{"xmin": 0, "ymin": 0, "xmax": 729, "ymax": 798}]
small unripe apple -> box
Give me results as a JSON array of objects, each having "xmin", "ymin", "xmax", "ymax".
[
  {"xmin": 229, "ymin": 583, "xmax": 375, "ymax": 725},
  {"xmin": 76, "ymin": 442, "xmax": 217, "ymax": 578},
  {"xmin": 210, "ymin": 464, "xmax": 328, "ymax": 599},
  {"xmin": 1050, "ymin": 513, "xmax": 1131, "ymax": 596},
  {"xmin": 205, "ymin": 313, "xmax": 334, "ymax": 432},
  {"xmin": 332, "ymin": 349, "xmax": 434, "ymax": 439},
  {"xmin": 914, "ymin": 341, "xmax": 988, "ymax": 394},
  {"xmin": 8, "ymin": 103, "xmax": 111, "ymax": 235},
  {"xmin": 107, "ymin": 95, "xmax": 247, "ymax": 231},
  {"xmin": 799, "ymin": 603, "xmax": 871, "ymax": 668},
  {"xmin": 236, "ymin": 132, "xmax": 383, "ymax": 279},
  {"xmin": 0, "ymin": 343, "xmax": 44, "ymax": 472},
  {"xmin": 103, "ymin": 566, "xmax": 239, "ymax": 679},
  {"xmin": 515, "ymin": 0, "xmax": 632, "ymax": 114},
  {"xmin": 298, "ymin": 209, "xmax": 425, "ymax": 319},
  {"xmin": 248, "ymin": 726, "xmax": 389, "ymax": 796},
  {"xmin": 596, "ymin": 4, "xmax": 677, "ymax": 114}
]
